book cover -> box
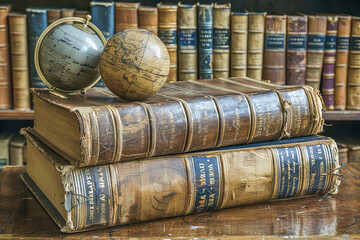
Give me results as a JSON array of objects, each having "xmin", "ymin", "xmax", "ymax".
[
  {"xmin": 138, "ymin": 6, "xmax": 158, "ymax": 35},
  {"xmin": 230, "ymin": 11, "xmax": 248, "ymax": 77},
  {"xmin": 90, "ymin": 1, "xmax": 115, "ymax": 40},
  {"xmin": 115, "ymin": 2, "xmax": 140, "ymax": 33},
  {"xmin": 0, "ymin": 5, "xmax": 11, "ymax": 109}
]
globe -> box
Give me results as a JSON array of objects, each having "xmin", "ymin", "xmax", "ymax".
[
  {"xmin": 99, "ymin": 29, "xmax": 170, "ymax": 100},
  {"xmin": 35, "ymin": 16, "xmax": 106, "ymax": 92}
]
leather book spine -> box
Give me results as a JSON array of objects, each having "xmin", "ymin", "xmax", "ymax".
[
  {"xmin": 9, "ymin": 13, "xmax": 30, "ymax": 110},
  {"xmin": 321, "ymin": 16, "xmax": 338, "ymax": 110},
  {"xmin": 60, "ymin": 8, "xmax": 75, "ymax": 18},
  {"xmin": 213, "ymin": 3, "xmax": 231, "ymax": 78},
  {"xmin": 305, "ymin": 15, "xmax": 327, "ymax": 89},
  {"xmin": 157, "ymin": 3, "xmax": 178, "ymax": 82},
  {"xmin": 115, "ymin": 2, "xmax": 140, "ymax": 33},
  {"xmin": 247, "ymin": 12, "xmax": 266, "ymax": 80},
  {"xmin": 286, "ymin": 15, "xmax": 308, "ymax": 85},
  {"xmin": 230, "ymin": 12, "xmax": 248, "ymax": 77},
  {"xmin": 46, "ymin": 9, "xmax": 61, "ymax": 25},
  {"xmin": 334, "ymin": 15, "xmax": 351, "ymax": 110},
  {"xmin": 26, "ymin": 8, "xmax": 47, "ymax": 89},
  {"xmin": 74, "ymin": 10, "xmax": 90, "ymax": 19},
  {"xmin": 90, "ymin": 1, "xmax": 115, "ymax": 40},
  {"xmin": 178, "ymin": 3, "xmax": 197, "ymax": 81},
  {"xmin": 0, "ymin": 5, "xmax": 11, "ymax": 109},
  {"xmin": 138, "ymin": 6, "xmax": 158, "ymax": 35},
  {"xmin": 263, "ymin": 14, "xmax": 286, "ymax": 85},
  {"xmin": 197, "ymin": 3, "xmax": 213, "ymax": 79}
]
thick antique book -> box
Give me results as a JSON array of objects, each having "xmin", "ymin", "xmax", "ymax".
[
  {"xmin": 286, "ymin": 14, "xmax": 308, "ymax": 85},
  {"xmin": 115, "ymin": 2, "xmax": 139, "ymax": 33},
  {"xmin": 0, "ymin": 131, "xmax": 15, "ymax": 169},
  {"xmin": 305, "ymin": 15, "xmax": 327, "ymax": 89},
  {"xmin": 321, "ymin": 16, "xmax": 338, "ymax": 110},
  {"xmin": 138, "ymin": 6, "xmax": 158, "ymax": 35},
  {"xmin": 213, "ymin": 3, "xmax": 231, "ymax": 78},
  {"xmin": 263, "ymin": 13, "xmax": 286, "ymax": 85},
  {"xmin": 178, "ymin": 3, "xmax": 197, "ymax": 81},
  {"xmin": 334, "ymin": 15, "xmax": 351, "ymax": 110},
  {"xmin": 31, "ymin": 77, "xmax": 325, "ymax": 167},
  {"xmin": 230, "ymin": 11, "xmax": 248, "ymax": 77},
  {"xmin": 21, "ymin": 129, "xmax": 341, "ymax": 233},
  {"xmin": 90, "ymin": 1, "xmax": 115, "ymax": 40},
  {"xmin": 46, "ymin": 9, "xmax": 61, "ymax": 24},
  {"xmin": 157, "ymin": 3, "xmax": 177, "ymax": 82},
  {"xmin": 26, "ymin": 8, "xmax": 47, "ymax": 89},
  {"xmin": 8, "ymin": 13, "xmax": 30, "ymax": 110},
  {"xmin": 0, "ymin": 5, "xmax": 11, "ymax": 109},
  {"xmin": 197, "ymin": 3, "xmax": 213, "ymax": 79},
  {"xmin": 247, "ymin": 11, "xmax": 266, "ymax": 80},
  {"xmin": 347, "ymin": 16, "xmax": 360, "ymax": 110}
]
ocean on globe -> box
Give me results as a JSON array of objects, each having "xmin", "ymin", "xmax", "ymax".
[
  {"xmin": 38, "ymin": 23, "xmax": 103, "ymax": 91},
  {"xmin": 99, "ymin": 29, "xmax": 170, "ymax": 100}
]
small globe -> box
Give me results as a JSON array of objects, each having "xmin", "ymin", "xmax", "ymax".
[
  {"xmin": 35, "ymin": 17, "xmax": 106, "ymax": 92},
  {"xmin": 99, "ymin": 29, "xmax": 170, "ymax": 100}
]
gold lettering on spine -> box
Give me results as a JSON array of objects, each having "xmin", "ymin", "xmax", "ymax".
[
  {"xmin": 98, "ymin": 168, "xmax": 106, "ymax": 224},
  {"xmin": 85, "ymin": 169, "xmax": 95, "ymax": 221}
]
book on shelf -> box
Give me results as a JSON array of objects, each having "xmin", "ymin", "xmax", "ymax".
[
  {"xmin": 138, "ymin": 6, "xmax": 158, "ymax": 35},
  {"xmin": 9, "ymin": 133, "xmax": 26, "ymax": 165},
  {"xmin": 21, "ymin": 129, "xmax": 341, "ymax": 233},
  {"xmin": 286, "ymin": 13, "xmax": 308, "ymax": 85},
  {"xmin": 321, "ymin": 15, "xmax": 338, "ymax": 110},
  {"xmin": 263, "ymin": 13, "xmax": 286, "ymax": 85},
  {"xmin": 157, "ymin": 3, "xmax": 178, "ymax": 82},
  {"xmin": 213, "ymin": 3, "xmax": 231, "ymax": 78},
  {"xmin": 177, "ymin": 3, "xmax": 197, "ymax": 81},
  {"xmin": 90, "ymin": 1, "xmax": 115, "ymax": 40},
  {"xmin": 327, "ymin": 131, "xmax": 360, "ymax": 163},
  {"xmin": 0, "ymin": 131, "xmax": 15, "ymax": 169},
  {"xmin": 46, "ymin": 9, "xmax": 61, "ymax": 24},
  {"xmin": 0, "ymin": 5, "xmax": 11, "ymax": 110},
  {"xmin": 347, "ymin": 16, "xmax": 360, "ymax": 110},
  {"xmin": 197, "ymin": 3, "xmax": 213, "ymax": 79},
  {"xmin": 8, "ymin": 13, "xmax": 31, "ymax": 110},
  {"xmin": 60, "ymin": 8, "xmax": 75, "ymax": 18},
  {"xmin": 31, "ymin": 77, "xmax": 324, "ymax": 167},
  {"xmin": 338, "ymin": 145, "xmax": 348, "ymax": 165},
  {"xmin": 74, "ymin": 10, "xmax": 90, "ymax": 19},
  {"xmin": 230, "ymin": 11, "xmax": 248, "ymax": 77},
  {"xmin": 334, "ymin": 15, "xmax": 351, "ymax": 110},
  {"xmin": 115, "ymin": 2, "xmax": 139, "ymax": 33}
]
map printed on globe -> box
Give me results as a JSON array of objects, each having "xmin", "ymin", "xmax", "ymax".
[{"xmin": 38, "ymin": 24, "xmax": 104, "ymax": 91}]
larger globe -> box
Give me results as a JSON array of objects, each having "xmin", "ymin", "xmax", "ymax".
[{"xmin": 99, "ymin": 29, "xmax": 170, "ymax": 100}]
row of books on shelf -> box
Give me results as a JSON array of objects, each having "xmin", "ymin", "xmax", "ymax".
[{"xmin": 0, "ymin": 131, "xmax": 26, "ymax": 169}]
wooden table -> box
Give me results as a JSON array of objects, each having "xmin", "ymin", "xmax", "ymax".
[{"xmin": 0, "ymin": 165, "xmax": 359, "ymax": 239}]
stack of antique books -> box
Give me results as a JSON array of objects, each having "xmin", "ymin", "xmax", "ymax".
[{"xmin": 21, "ymin": 77, "xmax": 342, "ymax": 233}]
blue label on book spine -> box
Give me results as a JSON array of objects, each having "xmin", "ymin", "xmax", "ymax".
[
  {"xmin": 158, "ymin": 29, "xmax": 177, "ymax": 45},
  {"xmin": 191, "ymin": 155, "xmax": 221, "ymax": 213},
  {"xmin": 213, "ymin": 29, "xmax": 229, "ymax": 49},
  {"xmin": 307, "ymin": 34, "xmax": 326, "ymax": 50},
  {"xmin": 265, "ymin": 34, "xmax": 285, "ymax": 50},
  {"xmin": 287, "ymin": 35, "xmax": 307, "ymax": 50},
  {"xmin": 350, "ymin": 37, "xmax": 360, "ymax": 51},
  {"xmin": 325, "ymin": 35, "xmax": 337, "ymax": 50},
  {"xmin": 179, "ymin": 29, "xmax": 196, "ymax": 49},
  {"xmin": 337, "ymin": 37, "xmax": 350, "ymax": 50},
  {"xmin": 198, "ymin": 29, "xmax": 213, "ymax": 49}
]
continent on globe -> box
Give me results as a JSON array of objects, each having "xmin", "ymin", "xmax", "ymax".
[
  {"xmin": 38, "ymin": 23, "xmax": 104, "ymax": 91},
  {"xmin": 99, "ymin": 29, "xmax": 170, "ymax": 100}
]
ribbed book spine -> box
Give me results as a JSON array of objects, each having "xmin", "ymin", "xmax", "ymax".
[
  {"xmin": 197, "ymin": 4, "xmax": 213, "ymax": 79},
  {"xmin": 0, "ymin": 5, "xmax": 11, "ymax": 109},
  {"xmin": 286, "ymin": 15, "xmax": 308, "ymax": 85},
  {"xmin": 178, "ymin": 3, "xmax": 197, "ymax": 81},
  {"xmin": 247, "ymin": 12, "xmax": 266, "ymax": 80},
  {"xmin": 322, "ymin": 16, "xmax": 338, "ymax": 110},
  {"xmin": 90, "ymin": 1, "xmax": 114, "ymax": 40},
  {"xmin": 335, "ymin": 15, "xmax": 351, "ymax": 110},
  {"xmin": 157, "ymin": 3, "xmax": 178, "ymax": 82},
  {"xmin": 347, "ymin": 17, "xmax": 360, "ymax": 110},
  {"xmin": 138, "ymin": 6, "xmax": 158, "ymax": 35},
  {"xmin": 213, "ymin": 3, "xmax": 230, "ymax": 78},
  {"xmin": 115, "ymin": 2, "xmax": 140, "ymax": 33},
  {"xmin": 46, "ymin": 9, "xmax": 61, "ymax": 25},
  {"xmin": 9, "ymin": 13, "xmax": 30, "ymax": 110},
  {"xmin": 230, "ymin": 12, "xmax": 248, "ymax": 77},
  {"xmin": 263, "ymin": 14, "xmax": 286, "ymax": 85},
  {"xmin": 26, "ymin": 8, "xmax": 47, "ymax": 90}
]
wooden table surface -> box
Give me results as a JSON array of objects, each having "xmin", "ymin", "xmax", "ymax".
[{"xmin": 0, "ymin": 165, "xmax": 359, "ymax": 239}]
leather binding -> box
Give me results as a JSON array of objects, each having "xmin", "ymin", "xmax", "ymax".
[
  {"xmin": 32, "ymin": 77, "xmax": 325, "ymax": 167},
  {"xmin": 178, "ymin": 3, "xmax": 197, "ymax": 81},
  {"xmin": 8, "ymin": 13, "xmax": 30, "ymax": 110},
  {"xmin": 213, "ymin": 3, "xmax": 231, "ymax": 78},
  {"xmin": 46, "ymin": 9, "xmax": 61, "ymax": 24},
  {"xmin": 305, "ymin": 15, "xmax": 327, "ymax": 89},
  {"xmin": 247, "ymin": 12, "xmax": 266, "ymax": 80},
  {"xmin": 286, "ymin": 14, "xmax": 308, "ymax": 85},
  {"xmin": 263, "ymin": 13, "xmax": 287, "ymax": 85},
  {"xmin": 22, "ymin": 130, "xmax": 341, "ymax": 233},
  {"xmin": 90, "ymin": 1, "xmax": 115, "ymax": 40},
  {"xmin": 321, "ymin": 16, "xmax": 338, "ymax": 110},
  {"xmin": 157, "ymin": 3, "xmax": 178, "ymax": 82},
  {"xmin": 347, "ymin": 17, "xmax": 360, "ymax": 110},
  {"xmin": 230, "ymin": 11, "xmax": 248, "ymax": 77},
  {"xmin": 334, "ymin": 15, "xmax": 351, "ymax": 110},
  {"xmin": 115, "ymin": 2, "xmax": 140, "ymax": 33},
  {"xmin": 74, "ymin": 10, "xmax": 90, "ymax": 19},
  {"xmin": 138, "ymin": 6, "xmax": 158, "ymax": 35},
  {"xmin": 26, "ymin": 8, "xmax": 47, "ymax": 90},
  {"xmin": 0, "ymin": 5, "xmax": 11, "ymax": 109},
  {"xmin": 197, "ymin": 3, "xmax": 213, "ymax": 79}
]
